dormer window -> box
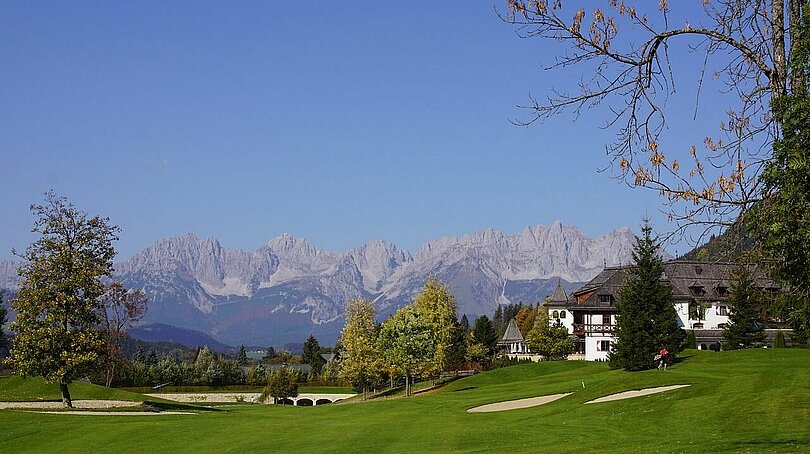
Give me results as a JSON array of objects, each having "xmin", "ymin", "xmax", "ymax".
[
  {"xmin": 599, "ymin": 294, "xmax": 613, "ymax": 303},
  {"xmin": 714, "ymin": 280, "xmax": 729, "ymax": 297},
  {"xmin": 688, "ymin": 281, "xmax": 705, "ymax": 296}
]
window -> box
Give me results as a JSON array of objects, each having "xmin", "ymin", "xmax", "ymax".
[
  {"xmin": 560, "ymin": 310, "xmax": 566, "ymax": 319},
  {"xmin": 602, "ymin": 314, "xmax": 611, "ymax": 325},
  {"xmin": 599, "ymin": 294, "xmax": 612, "ymax": 303},
  {"xmin": 719, "ymin": 305, "xmax": 728, "ymax": 316},
  {"xmin": 599, "ymin": 340, "xmax": 611, "ymax": 352},
  {"xmin": 552, "ymin": 310, "xmax": 559, "ymax": 318}
]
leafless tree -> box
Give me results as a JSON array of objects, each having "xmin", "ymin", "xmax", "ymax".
[
  {"xmin": 502, "ymin": 0, "xmax": 805, "ymax": 247},
  {"xmin": 99, "ymin": 282, "xmax": 147, "ymax": 387}
]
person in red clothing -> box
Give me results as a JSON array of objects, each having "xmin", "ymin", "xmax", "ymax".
[{"xmin": 657, "ymin": 348, "xmax": 669, "ymax": 370}]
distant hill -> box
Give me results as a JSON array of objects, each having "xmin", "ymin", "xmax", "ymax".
[
  {"xmin": 681, "ymin": 215, "xmax": 760, "ymax": 262},
  {"xmin": 128, "ymin": 323, "xmax": 234, "ymax": 353}
]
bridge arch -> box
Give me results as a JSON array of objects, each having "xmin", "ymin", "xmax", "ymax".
[
  {"xmin": 315, "ymin": 398, "xmax": 332, "ymax": 405},
  {"xmin": 278, "ymin": 398, "xmax": 294, "ymax": 405},
  {"xmin": 296, "ymin": 398, "xmax": 314, "ymax": 406}
]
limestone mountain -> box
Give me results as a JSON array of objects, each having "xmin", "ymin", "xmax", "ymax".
[{"xmin": 1, "ymin": 221, "xmax": 637, "ymax": 346}]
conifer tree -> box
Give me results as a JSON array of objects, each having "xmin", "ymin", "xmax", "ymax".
[
  {"xmin": 302, "ymin": 335, "xmax": 323, "ymax": 375},
  {"xmin": 723, "ymin": 266, "xmax": 766, "ymax": 349},
  {"xmin": 237, "ymin": 345, "xmax": 248, "ymax": 366},
  {"xmin": 472, "ymin": 315, "xmax": 498, "ymax": 355},
  {"xmin": 459, "ymin": 314, "xmax": 470, "ymax": 333},
  {"xmin": 612, "ymin": 221, "xmax": 684, "ymax": 371}
]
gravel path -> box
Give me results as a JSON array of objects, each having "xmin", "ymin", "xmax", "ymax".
[
  {"xmin": 0, "ymin": 400, "xmax": 136, "ymax": 410},
  {"xmin": 30, "ymin": 410, "xmax": 195, "ymax": 416},
  {"xmin": 584, "ymin": 384, "xmax": 691, "ymax": 404},
  {"xmin": 467, "ymin": 393, "xmax": 572, "ymax": 413}
]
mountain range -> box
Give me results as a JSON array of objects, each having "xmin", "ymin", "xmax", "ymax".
[{"xmin": 0, "ymin": 221, "xmax": 637, "ymax": 347}]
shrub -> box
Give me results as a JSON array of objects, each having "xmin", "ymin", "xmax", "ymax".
[
  {"xmin": 774, "ymin": 330, "xmax": 786, "ymax": 348},
  {"xmin": 685, "ymin": 331, "xmax": 697, "ymax": 349}
]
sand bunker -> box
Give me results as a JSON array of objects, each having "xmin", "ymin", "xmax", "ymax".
[
  {"xmin": 467, "ymin": 393, "xmax": 572, "ymax": 413},
  {"xmin": 584, "ymin": 384, "xmax": 690, "ymax": 404}
]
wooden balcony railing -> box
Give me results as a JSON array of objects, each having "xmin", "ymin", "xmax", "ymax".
[{"xmin": 572, "ymin": 323, "xmax": 616, "ymax": 335}]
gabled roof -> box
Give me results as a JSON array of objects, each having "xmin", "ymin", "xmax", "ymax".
[
  {"xmin": 546, "ymin": 280, "xmax": 569, "ymax": 306},
  {"xmin": 572, "ymin": 267, "xmax": 627, "ymax": 309},
  {"xmin": 498, "ymin": 318, "xmax": 525, "ymax": 344},
  {"xmin": 568, "ymin": 260, "xmax": 779, "ymax": 309}
]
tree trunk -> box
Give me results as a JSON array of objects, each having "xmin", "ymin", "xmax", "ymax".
[
  {"xmin": 59, "ymin": 379, "xmax": 73, "ymax": 408},
  {"xmin": 774, "ymin": 0, "xmax": 788, "ymax": 97},
  {"xmin": 105, "ymin": 362, "xmax": 115, "ymax": 388},
  {"xmin": 789, "ymin": 0, "xmax": 805, "ymax": 92}
]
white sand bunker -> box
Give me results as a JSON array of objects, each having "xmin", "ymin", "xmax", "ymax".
[
  {"xmin": 584, "ymin": 384, "xmax": 690, "ymax": 404},
  {"xmin": 467, "ymin": 393, "xmax": 572, "ymax": 413}
]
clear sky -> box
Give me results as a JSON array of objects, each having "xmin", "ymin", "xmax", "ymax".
[{"xmin": 0, "ymin": 1, "xmax": 722, "ymax": 261}]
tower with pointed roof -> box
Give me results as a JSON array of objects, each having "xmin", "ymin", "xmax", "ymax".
[{"xmin": 497, "ymin": 318, "xmax": 529, "ymax": 355}]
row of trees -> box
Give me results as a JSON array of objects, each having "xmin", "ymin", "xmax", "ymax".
[
  {"xmin": 338, "ymin": 279, "xmax": 577, "ymax": 397},
  {"xmin": 339, "ymin": 279, "xmax": 464, "ymax": 397}
]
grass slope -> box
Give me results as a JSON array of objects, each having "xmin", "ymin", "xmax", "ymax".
[
  {"xmin": 2, "ymin": 349, "xmax": 810, "ymax": 453},
  {"xmin": 0, "ymin": 376, "xmax": 145, "ymax": 402}
]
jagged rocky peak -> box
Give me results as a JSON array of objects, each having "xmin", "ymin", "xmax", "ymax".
[
  {"xmin": 349, "ymin": 239, "xmax": 413, "ymax": 291},
  {"xmin": 0, "ymin": 260, "xmax": 21, "ymax": 289},
  {"xmin": 267, "ymin": 233, "xmax": 316, "ymax": 257}
]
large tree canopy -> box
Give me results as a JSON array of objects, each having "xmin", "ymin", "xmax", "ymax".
[
  {"xmin": 338, "ymin": 299, "xmax": 382, "ymax": 398},
  {"xmin": 9, "ymin": 193, "xmax": 119, "ymax": 407}
]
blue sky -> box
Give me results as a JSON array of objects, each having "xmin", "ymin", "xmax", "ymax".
[{"xmin": 0, "ymin": 1, "xmax": 724, "ymax": 260}]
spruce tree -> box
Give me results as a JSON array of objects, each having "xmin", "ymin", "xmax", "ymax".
[
  {"xmin": 237, "ymin": 345, "xmax": 248, "ymax": 366},
  {"xmin": 302, "ymin": 335, "xmax": 323, "ymax": 375},
  {"xmin": 723, "ymin": 266, "xmax": 766, "ymax": 349},
  {"xmin": 612, "ymin": 221, "xmax": 684, "ymax": 371},
  {"xmin": 472, "ymin": 315, "xmax": 498, "ymax": 355},
  {"xmin": 459, "ymin": 314, "xmax": 470, "ymax": 333}
]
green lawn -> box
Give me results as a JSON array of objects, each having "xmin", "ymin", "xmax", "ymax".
[
  {"xmin": 2, "ymin": 349, "xmax": 809, "ymax": 453},
  {"xmin": 0, "ymin": 376, "xmax": 145, "ymax": 402}
]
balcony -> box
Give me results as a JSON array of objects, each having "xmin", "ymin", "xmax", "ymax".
[{"xmin": 573, "ymin": 323, "xmax": 616, "ymax": 335}]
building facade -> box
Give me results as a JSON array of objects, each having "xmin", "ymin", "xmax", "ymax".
[{"xmin": 545, "ymin": 260, "xmax": 784, "ymax": 361}]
